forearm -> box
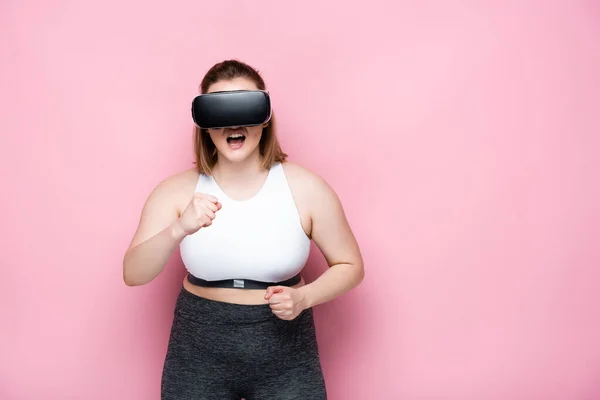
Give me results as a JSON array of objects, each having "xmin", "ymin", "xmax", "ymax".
[
  {"xmin": 123, "ymin": 222, "xmax": 186, "ymax": 286},
  {"xmin": 299, "ymin": 262, "xmax": 364, "ymax": 309}
]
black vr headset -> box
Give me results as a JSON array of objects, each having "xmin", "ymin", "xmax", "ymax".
[{"xmin": 191, "ymin": 90, "xmax": 272, "ymax": 129}]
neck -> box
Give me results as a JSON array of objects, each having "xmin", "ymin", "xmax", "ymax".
[{"xmin": 212, "ymin": 151, "xmax": 265, "ymax": 187}]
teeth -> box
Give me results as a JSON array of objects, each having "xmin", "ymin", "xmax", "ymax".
[{"xmin": 228, "ymin": 133, "xmax": 244, "ymax": 139}]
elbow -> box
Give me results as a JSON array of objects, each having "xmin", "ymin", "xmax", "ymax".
[
  {"xmin": 352, "ymin": 259, "xmax": 365, "ymax": 286},
  {"xmin": 123, "ymin": 273, "xmax": 137, "ymax": 287},
  {"xmin": 123, "ymin": 263, "xmax": 145, "ymax": 287},
  {"xmin": 122, "ymin": 253, "xmax": 140, "ymax": 287},
  {"xmin": 357, "ymin": 263, "xmax": 365, "ymax": 284},
  {"xmin": 123, "ymin": 267, "xmax": 137, "ymax": 287},
  {"xmin": 123, "ymin": 269, "xmax": 144, "ymax": 287}
]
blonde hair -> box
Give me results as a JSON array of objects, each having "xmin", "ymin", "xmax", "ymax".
[{"xmin": 193, "ymin": 60, "xmax": 288, "ymax": 175}]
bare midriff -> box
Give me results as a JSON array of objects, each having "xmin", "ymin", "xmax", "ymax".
[{"xmin": 182, "ymin": 275, "xmax": 306, "ymax": 305}]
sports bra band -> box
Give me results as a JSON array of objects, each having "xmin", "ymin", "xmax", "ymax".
[{"xmin": 186, "ymin": 273, "xmax": 302, "ymax": 290}]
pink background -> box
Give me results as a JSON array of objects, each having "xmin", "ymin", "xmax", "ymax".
[{"xmin": 1, "ymin": 1, "xmax": 599, "ymax": 399}]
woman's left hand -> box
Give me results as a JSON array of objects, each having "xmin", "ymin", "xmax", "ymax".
[{"xmin": 265, "ymin": 286, "xmax": 307, "ymax": 320}]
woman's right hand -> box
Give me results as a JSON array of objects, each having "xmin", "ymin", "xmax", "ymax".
[{"xmin": 176, "ymin": 193, "xmax": 222, "ymax": 236}]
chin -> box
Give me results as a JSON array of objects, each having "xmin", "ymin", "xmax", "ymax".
[
  {"xmin": 221, "ymin": 152, "xmax": 250, "ymax": 163},
  {"xmin": 218, "ymin": 146, "xmax": 259, "ymax": 164}
]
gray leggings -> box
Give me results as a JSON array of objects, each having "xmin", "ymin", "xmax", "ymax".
[{"xmin": 161, "ymin": 287, "xmax": 327, "ymax": 399}]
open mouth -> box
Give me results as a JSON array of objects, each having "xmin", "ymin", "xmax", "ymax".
[{"xmin": 226, "ymin": 131, "xmax": 246, "ymax": 147}]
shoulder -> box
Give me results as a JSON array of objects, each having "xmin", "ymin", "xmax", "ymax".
[
  {"xmin": 280, "ymin": 161, "xmax": 341, "ymax": 207},
  {"xmin": 145, "ymin": 167, "xmax": 200, "ymax": 213},
  {"xmin": 153, "ymin": 167, "xmax": 199, "ymax": 195},
  {"xmin": 282, "ymin": 162, "xmax": 329, "ymax": 190}
]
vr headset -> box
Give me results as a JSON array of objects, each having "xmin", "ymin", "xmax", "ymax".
[{"xmin": 191, "ymin": 90, "xmax": 272, "ymax": 129}]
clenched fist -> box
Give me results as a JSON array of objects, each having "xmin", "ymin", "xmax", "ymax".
[
  {"xmin": 176, "ymin": 193, "xmax": 222, "ymax": 235},
  {"xmin": 265, "ymin": 286, "xmax": 308, "ymax": 320}
]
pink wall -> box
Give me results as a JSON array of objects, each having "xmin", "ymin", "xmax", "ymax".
[{"xmin": 1, "ymin": 1, "xmax": 599, "ymax": 399}]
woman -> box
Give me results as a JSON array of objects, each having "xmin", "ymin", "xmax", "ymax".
[{"xmin": 123, "ymin": 59, "xmax": 364, "ymax": 400}]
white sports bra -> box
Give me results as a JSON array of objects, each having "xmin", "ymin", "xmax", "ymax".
[{"xmin": 179, "ymin": 162, "xmax": 311, "ymax": 282}]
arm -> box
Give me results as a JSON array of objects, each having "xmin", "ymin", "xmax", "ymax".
[
  {"xmin": 298, "ymin": 175, "xmax": 364, "ymax": 308},
  {"xmin": 122, "ymin": 174, "xmax": 188, "ymax": 286}
]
